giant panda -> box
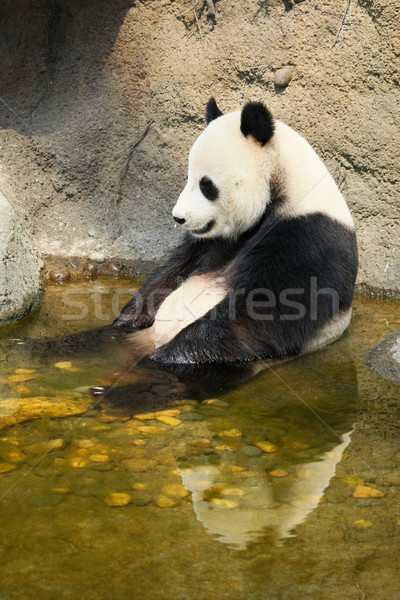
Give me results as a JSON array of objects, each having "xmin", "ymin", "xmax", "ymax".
[{"xmin": 113, "ymin": 98, "xmax": 358, "ymax": 366}]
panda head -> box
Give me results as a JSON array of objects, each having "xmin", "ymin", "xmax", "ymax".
[{"xmin": 173, "ymin": 98, "xmax": 276, "ymax": 239}]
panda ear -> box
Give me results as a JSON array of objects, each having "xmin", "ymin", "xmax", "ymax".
[
  {"xmin": 206, "ymin": 98, "xmax": 223, "ymax": 124},
  {"xmin": 240, "ymin": 102, "xmax": 275, "ymax": 146}
]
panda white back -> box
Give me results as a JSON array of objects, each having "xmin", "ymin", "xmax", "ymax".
[{"xmin": 272, "ymin": 120, "xmax": 354, "ymax": 228}]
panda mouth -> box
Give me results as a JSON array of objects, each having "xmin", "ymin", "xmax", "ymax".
[{"xmin": 191, "ymin": 219, "xmax": 215, "ymax": 235}]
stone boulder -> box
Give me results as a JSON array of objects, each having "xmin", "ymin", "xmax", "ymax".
[
  {"xmin": 367, "ymin": 330, "xmax": 400, "ymax": 383},
  {"xmin": 0, "ymin": 191, "xmax": 41, "ymax": 326}
]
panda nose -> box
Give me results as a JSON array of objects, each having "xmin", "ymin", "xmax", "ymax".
[{"xmin": 174, "ymin": 216, "xmax": 186, "ymax": 225}]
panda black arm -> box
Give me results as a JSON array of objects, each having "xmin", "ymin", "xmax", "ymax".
[
  {"xmin": 113, "ymin": 235, "xmax": 206, "ymax": 332},
  {"xmin": 150, "ymin": 214, "xmax": 358, "ymax": 364}
]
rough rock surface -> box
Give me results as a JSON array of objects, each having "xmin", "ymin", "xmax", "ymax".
[
  {"xmin": 0, "ymin": 191, "xmax": 41, "ymax": 326},
  {"xmin": 367, "ymin": 330, "xmax": 400, "ymax": 383},
  {"xmin": 0, "ymin": 0, "xmax": 399, "ymax": 293}
]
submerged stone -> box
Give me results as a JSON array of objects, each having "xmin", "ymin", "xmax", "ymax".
[
  {"xmin": 154, "ymin": 409, "xmax": 181, "ymax": 417},
  {"xmin": 50, "ymin": 271, "xmax": 70, "ymax": 283},
  {"xmin": 104, "ymin": 492, "xmax": 132, "ymax": 507},
  {"xmin": 53, "ymin": 361, "xmax": 73, "ymax": 370},
  {"xmin": 215, "ymin": 444, "xmax": 235, "ymax": 452},
  {"xmin": 218, "ymin": 428, "xmax": 242, "ymax": 438},
  {"xmin": 0, "ymin": 396, "xmax": 89, "ymax": 431},
  {"xmin": 209, "ymin": 498, "xmax": 239, "ymax": 509},
  {"xmin": 161, "ymin": 483, "xmax": 190, "ymax": 499},
  {"xmin": 221, "ymin": 487, "xmax": 244, "ymax": 496},
  {"xmin": 133, "ymin": 439, "xmax": 147, "ymax": 446},
  {"xmin": 352, "ymin": 485, "xmax": 385, "ymax": 499},
  {"xmin": 7, "ymin": 449, "xmax": 27, "ymax": 463},
  {"xmin": 133, "ymin": 493, "xmax": 152, "ymax": 506},
  {"xmin": 353, "ymin": 520, "xmax": 373, "ymax": 529},
  {"xmin": 169, "ymin": 400, "xmax": 198, "ymax": 406},
  {"xmin": 226, "ymin": 464, "xmax": 245, "ymax": 473},
  {"xmin": 135, "ymin": 413, "xmax": 156, "ymax": 421},
  {"xmin": 26, "ymin": 438, "xmax": 64, "ymax": 454},
  {"xmin": 89, "ymin": 454, "xmax": 110, "ymax": 463},
  {"xmin": 290, "ymin": 441, "xmax": 310, "ymax": 451},
  {"xmin": 138, "ymin": 425, "xmax": 166, "ymax": 435},
  {"xmin": 241, "ymin": 445, "xmax": 263, "ymax": 457},
  {"xmin": 256, "ymin": 441, "xmax": 279, "ymax": 453},
  {"xmin": 28, "ymin": 494, "xmax": 66, "ymax": 507},
  {"xmin": 70, "ymin": 457, "xmax": 89, "ymax": 469},
  {"xmin": 52, "ymin": 488, "xmax": 72, "ymax": 494},
  {"xmin": 11, "ymin": 385, "xmax": 33, "ymax": 396},
  {"xmin": 180, "ymin": 413, "xmax": 204, "ymax": 421},
  {"xmin": 156, "ymin": 415, "xmax": 182, "ymax": 426},
  {"xmin": 76, "ymin": 439, "xmax": 95, "ymax": 449},
  {"xmin": 7, "ymin": 374, "xmax": 35, "ymax": 384},
  {"xmin": 155, "ymin": 494, "xmax": 177, "ymax": 508},
  {"xmin": 204, "ymin": 399, "xmax": 229, "ymax": 408},
  {"xmin": 269, "ymin": 469, "xmax": 289, "ymax": 478},
  {"xmin": 133, "ymin": 483, "xmax": 149, "ymax": 491},
  {"xmin": 0, "ymin": 463, "xmax": 17, "ymax": 474},
  {"xmin": 122, "ymin": 458, "xmax": 157, "ymax": 472}
]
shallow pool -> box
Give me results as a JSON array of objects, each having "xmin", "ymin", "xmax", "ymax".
[{"xmin": 0, "ymin": 279, "xmax": 399, "ymax": 600}]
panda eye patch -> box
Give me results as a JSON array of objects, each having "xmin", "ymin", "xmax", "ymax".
[{"xmin": 199, "ymin": 176, "xmax": 219, "ymax": 201}]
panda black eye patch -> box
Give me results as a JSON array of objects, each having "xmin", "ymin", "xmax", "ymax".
[{"xmin": 199, "ymin": 176, "xmax": 219, "ymax": 201}]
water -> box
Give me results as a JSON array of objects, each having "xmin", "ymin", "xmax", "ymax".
[{"xmin": 0, "ymin": 279, "xmax": 399, "ymax": 600}]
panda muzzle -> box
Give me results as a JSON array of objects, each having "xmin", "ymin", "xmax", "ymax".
[{"xmin": 191, "ymin": 219, "xmax": 215, "ymax": 235}]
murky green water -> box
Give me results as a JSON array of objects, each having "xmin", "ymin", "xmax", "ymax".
[{"xmin": 0, "ymin": 279, "xmax": 399, "ymax": 600}]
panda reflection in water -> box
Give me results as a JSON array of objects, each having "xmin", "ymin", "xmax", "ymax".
[{"xmin": 114, "ymin": 99, "xmax": 358, "ymax": 365}]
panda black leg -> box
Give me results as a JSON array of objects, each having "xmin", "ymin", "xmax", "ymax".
[{"xmin": 149, "ymin": 315, "xmax": 265, "ymax": 365}]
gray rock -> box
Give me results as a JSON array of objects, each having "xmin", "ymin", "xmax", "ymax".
[
  {"xmin": 0, "ymin": 192, "xmax": 41, "ymax": 326},
  {"xmin": 28, "ymin": 494, "xmax": 66, "ymax": 507},
  {"xmin": 241, "ymin": 445, "xmax": 263, "ymax": 457},
  {"xmin": 180, "ymin": 412, "xmax": 204, "ymax": 421},
  {"xmin": 274, "ymin": 67, "xmax": 293, "ymax": 88},
  {"xmin": 87, "ymin": 225, "xmax": 97, "ymax": 237},
  {"xmin": 88, "ymin": 252, "xmax": 105, "ymax": 263},
  {"xmin": 49, "ymin": 270, "xmax": 70, "ymax": 282},
  {"xmin": 367, "ymin": 330, "xmax": 400, "ymax": 383}
]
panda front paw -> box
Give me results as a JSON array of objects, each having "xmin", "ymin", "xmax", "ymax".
[{"xmin": 113, "ymin": 303, "xmax": 154, "ymax": 332}]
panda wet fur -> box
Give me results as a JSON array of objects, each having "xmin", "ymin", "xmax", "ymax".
[{"xmin": 114, "ymin": 99, "xmax": 358, "ymax": 365}]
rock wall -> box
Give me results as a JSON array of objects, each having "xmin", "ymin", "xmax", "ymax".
[
  {"xmin": 0, "ymin": 0, "xmax": 399, "ymax": 295},
  {"xmin": 0, "ymin": 191, "xmax": 41, "ymax": 326}
]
